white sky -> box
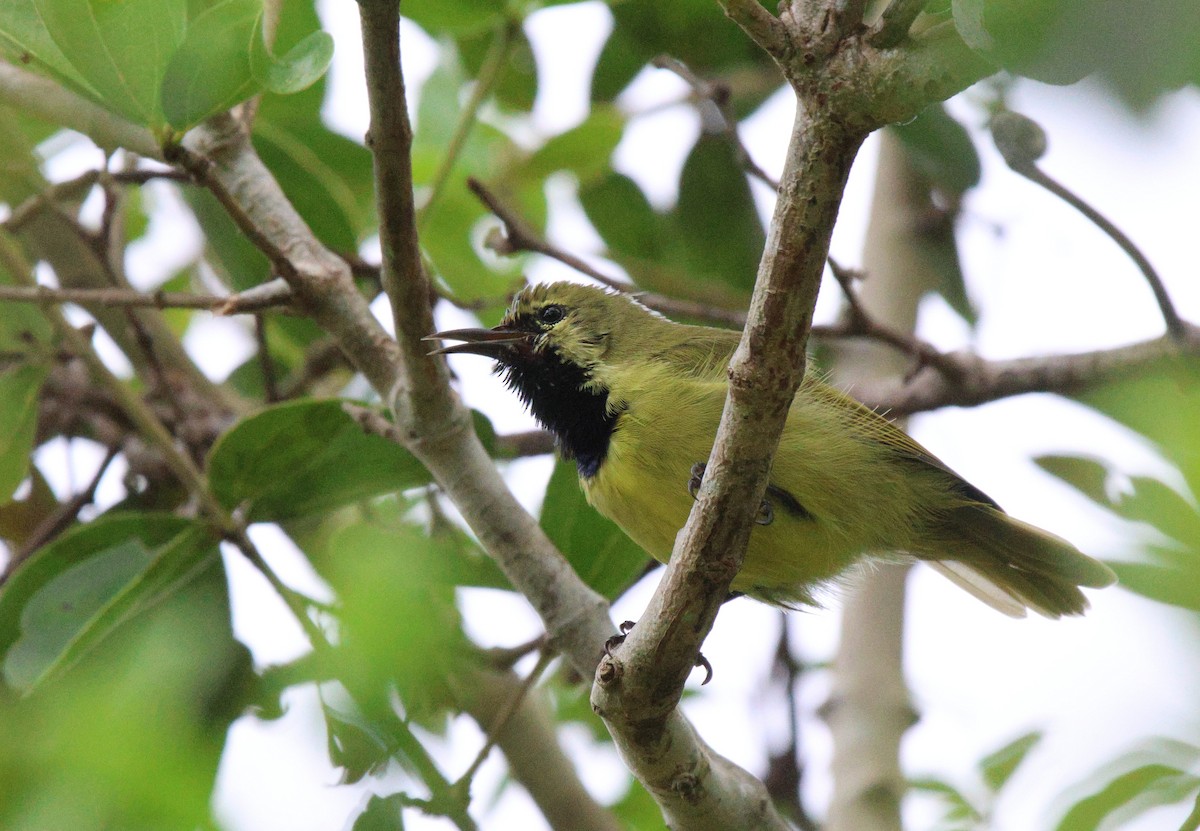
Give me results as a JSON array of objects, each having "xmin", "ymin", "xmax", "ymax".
[{"xmin": 22, "ymin": 2, "xmax": 1200, "ymax": 830}]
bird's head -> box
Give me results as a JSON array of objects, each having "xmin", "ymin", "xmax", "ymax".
[
  {"xmin": 427, "ymin": 282, "xmax": 649, "ymax": 377},
  {"xmin": 429, "ymin": 282, "xmax": 654, "ymax": 474}
]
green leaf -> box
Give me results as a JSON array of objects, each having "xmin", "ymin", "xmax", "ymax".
[
  {"xmin": 676, "ymin": 133, "xmax": 763, "ymax": 296},
  {"xmin": 249, "ymin": 17, "xmax": 333, "ymax": 95},
  {"xmin": 521, "ymin": 105, "xmax": 626, "ymax": 186},
  {"xmin": 207, "ymin": 400, "xmax": 432, "ymax": 521},
  {"xmin": 890, "ymin": 104, "xmax": 981, "ymax": 196},
  {"xmin": 253, "ymin": 115, "xmax": 375, "ymax": 252},
  {"xmin": 910, "ymin": 777, "xmax": 982, "ymax": 823},
  {"xmin": 1057, "ymin": 764, "xmax": 1200, "ymax": 831},
  {"xmin": 592, "ymin": 0, "xmax": 776, "ymax": 107},
  {"xmin": 351, "ymin": 794, "xmax": 408, "ymax": 831},
  {"xmin": 0, "ymin": 0, "xmax": 99, "ymax": 99},
  {"xmin": 951, "ymin": 0, "xmax": 1090, "ymax": 86},
  {"xmin": 1109, "ymin": 550, "xmax": 1200, "ymax": 612},
  {"xmin": 160, "ymin": 0, "xmax": 261, "ymax": 129},
  {"xmin": 0, "ymin": 511, "xmax": 242, "ymax": 830},
  {"xmin": 0, "ymin": 513, "xmax": 213, "ymax": 691},
  {"xmin": 980, "ymin": 730, "xmax": 1043, "ymax": 791},
  {"xmin": 1034, "ymin": 454, "xmax": 1114, "ymax": 509},
  {"xmin": 401, "ymin": 0, "xmax": 504, "ymax": 37},
  {"xmin": 540, "ymin": 459, "xmax": 648, "ymax": 599},
  {"xmin": 951, "ymin": 0, "xmax": 1200, "ymax": 106},
  {"xmin": 580, "ymin": 171, "xmax": 665, "ymax": 263},
  {"xmin": 1116, "ymin": 476, "xmax": 1200, "ymax": 549},
  {"xmin": 458, "ymin": 23, "xmax": 537, "ymax": 113},
  {"xmin": 0, "ymin": 363, "xmax": 48, "ymax": 504},
  {"xmin": 33, "ymin": 0, "xmax": 187, "ymax": 126},
  {"xmin": 184, "ymin": 187, "xmax": 270, "ymax": 290},
  {"xmin": 1078, "ymin": 357, "xmax": 1200, "ymax": 491}
]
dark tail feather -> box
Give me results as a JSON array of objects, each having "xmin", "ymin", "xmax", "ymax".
[{"xmin": 921, "ymin": 506, "xmax": 1117, "ymax": 619}]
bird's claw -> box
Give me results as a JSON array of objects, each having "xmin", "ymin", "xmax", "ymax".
[
  {"xmin": 687, "ymin": 462, "xmax": 706, "ymax": 500},
  {"xmin": 604, "ymin": 619, "xmax": 714, "ymax": 685}
]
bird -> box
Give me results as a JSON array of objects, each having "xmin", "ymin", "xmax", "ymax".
[{"xmin": 429, "ymin": 281, "xmax": 1116, "ymax": 617}]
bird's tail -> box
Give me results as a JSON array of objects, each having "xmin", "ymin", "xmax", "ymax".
[{"xmin": 920, "ymin": 506, "xmax": 1117, "ymax": 619}]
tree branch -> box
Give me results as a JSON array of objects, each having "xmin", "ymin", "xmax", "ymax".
[
  {"xmin": 0, "ymin": 61, "xmax": 160, "ymax": 157},
  {"xmin": 0, "ymin": 283, "xmax": 292, "ymax": 313},
  {"xmin": 355, "ymin": 0, "xmax": 614, "ymax": 677},
  {"xmin": 590, "ymin": 8, "xmax": 997, "ymax": 829}
]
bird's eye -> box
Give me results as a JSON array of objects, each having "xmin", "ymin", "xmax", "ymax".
[{"xmin": 537, "ymin": 305, "xmax": 566, "ymax": 326}]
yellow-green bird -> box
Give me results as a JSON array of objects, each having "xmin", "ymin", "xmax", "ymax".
[{"xmin": 431, "ymin": 281, "xmax": 1115, "ymax": 617}]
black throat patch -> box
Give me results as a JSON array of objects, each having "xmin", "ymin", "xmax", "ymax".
[{"xmin": 498, "ymin": 347, "xmax": 620, "ymax": 479}]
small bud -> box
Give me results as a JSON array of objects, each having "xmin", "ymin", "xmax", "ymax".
[{"xmin": 991, "ymin": 111, "xmax": 1048, "ymax": 172}]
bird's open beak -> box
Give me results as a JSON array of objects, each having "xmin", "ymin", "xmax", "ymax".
[{"xmin": 424, "ymin": 327, "xmax": 531, "ymax": 359}]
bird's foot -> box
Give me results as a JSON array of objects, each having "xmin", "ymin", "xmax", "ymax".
[
  {"xmin": 687, "ymin": 462, "xmax": 706, "ymax": 500},
  {"xmin": 687, "ymin": 461, "xmax": 774, "ymax": 526},
  {"xmin": 604, "ymin": 619, "xmax": 714, "ymax": 685}
]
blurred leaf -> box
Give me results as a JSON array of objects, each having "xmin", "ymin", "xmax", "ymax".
[
  {"xmin": 520, "ymin": 105, "xmax": 625, "ymax": 186},
  {"xmin": 675, "ymin": 133, "xmax": 763, "ymax": 296},
  {"xmin": 580, "ymin": 171, "xmax": 666, "ymax": 263},
  {"xmin": 980, "ymin": 730, "xmax": 1043, "ymax": 791},
  {"xmin": 459, "ymin": 23, "xmax": 537, "ymax": 113},
  {"xmin": 0, "ymin": 514, "xmax": 219, "ymax": 693},
  {"xmin": 1116, "ymin": 476, "xmax": 1200, "ymax": 549},
  {"xmin": 412, "ymin": 45, "xmax": 525, "ymax": 302},
  {"xmin": 0, "ymin": 262, "xmax": 53, "ymax": 505},
  {"xmin": 951, "ymin": 0, "xmax": 1200, "ymax": 106},
  {"xmin": 592, "ymin": 0, "xmax": 775, "ymax": 108},
  {"xmin": 249, "ymin": 17, "xmax": 333, "ymax": 95},
  {"xmin": 891, "ymin": 104, "xmax": 981, "ymax": 196},
  {"xmin": 254, "ymin": 115, "xmax": 375, "ymax": 252},
  {"xmin": 324, "ymin": 522, "xmax": 468, "ymax": 721},
  {"xmin": 33, "ymin": 0, "xmax": 186, "ymax": 126},
  {"xmin": 1057, "ymin": 764, "xmax": 1200, "ymax": 831},
  {"xmin": 540, "ymin": 459, "xmax": 648, "ymax": 599},
  {"xmin": 0, "ymin": 105, "xmax": 57, "ymax": 203},
  {"xmin": 910, "ymin": 777, "xmax": 982, "ymax": 822},
  {"xmin": 402, "ymin": 0, "xmax": 504, "ymax": 37},
  {"xmin": 0, "ymin": 466, "xmax": 57, "ymax": 548},
  {"xmin": 184, "ymin": 187, "xmax": 270, "ymax": 290},
  {"xmin": 1109, "ymin": 548, "xmax": 1200, "ymax": 611},
  {"xmin": 1034, "ymin": 454, "xmax": 1113, "ymax": 509},
  {"xmin": 324, "ymin": 701, "xmax": 394, "ymax": 784},
  {"xmin": 351, "ymin": 793, "xmax": 408, "ymax": 831},
  {"xmin": 161, "ymin": 0, "xmax": 260, "ymax": 129},
  {"xmin": 0, "ymin": 513, "xmax": 243, "ymax": 830},
  {"xmin": 610, "ymin": 776, "xmax": 666, "ymax": 830},
  {"xmin": 207, "ymin": 400, "xmax": 432, "ymax": 521},
  {"xmin": 0, "ymin": 364, "xmax": 47, "ymax": 504},
  {"xmin": 0, "ymin": 0, "xmax": 100, "ymax": 99},
  {"xmin": 1078, "ymin": 357, "xmax": 1200, "ymax": 489}
]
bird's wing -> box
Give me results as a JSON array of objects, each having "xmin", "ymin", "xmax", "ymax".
[
  {"xmin": 652, "ymin": 326, "xmax": 740, "ymax": 380},
  {"xmin": 805, "ymin": 376, "xmax": 1002, "ymax": 510}
]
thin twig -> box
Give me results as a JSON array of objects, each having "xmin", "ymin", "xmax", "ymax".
[
  {"xmin": 1, "ymin": 445, "xmax": 120, "ymax": 584},
  {"xmin": 3, "ymin": 167, "xmax": 191, "ymax": 232},
  {"xmin": 991, "ymin": 111, "xmax": 1186, "ymax": 342},
  {"xmin": 417, "ymin": 18, "xmax": 519, "ymax": 223},
  {"xmin": 826, "ymin": 258, "xmax": 959, "ymax": 377},
  {"xmin": 1022, "ymin": 166, "xmax": 1185, "ymax": 341},
  {"xmin": 456, "ymin": 648, "xmax": 555, "ymax": 788},
  {"xmin": 467, "ymin": 176, "xmax": 750, "ymax": 327},
  {"xmin": 254, "ymin": 314, "xmax": 280, "ymax": 402},
  {"xmin": 651, "ymin": 55, "xmax": 780, "ymax": 191},
  {"xmin": 716, "ymin": 0, "xmax": 789, "ymax": 55}
]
